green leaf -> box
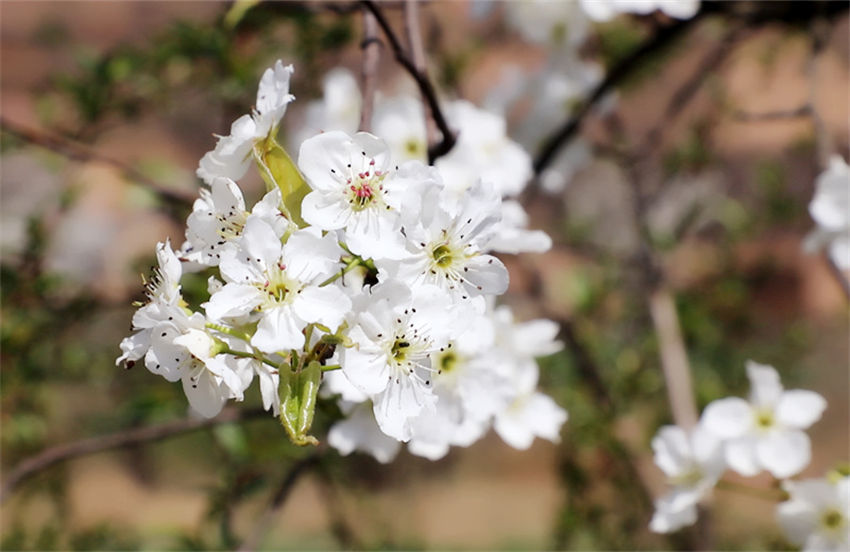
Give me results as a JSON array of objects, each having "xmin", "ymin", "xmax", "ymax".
[
  {"xmin": 279, "ymin": 361, "xmax": 321, "ymax": 446},
  {"xmin": 223, "ymin": 0, "xmax": 260, "ymax": 30},
  {"xmin": 255, "ymin": 137, "xmax": 309, "ymax": 227}
]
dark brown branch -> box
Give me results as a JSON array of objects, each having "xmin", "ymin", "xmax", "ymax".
[
  {"xmin": 361, "ymin": 0, "xmax": 456, "ymax": 163},
  {"xmin": 0, "ymin": 407, "xmax": 268, "ymax": 503},
  {"xmin": 533, "ymin": 0, "xmax": 850, "ymax": 177},
  {"xmin": 358, "ymin": 9, "xmax": 382, "ymax": 132},
  {"xmin": 237, "ymin": 450, "xmax": 323, "ymax": 552},
  {"xmin": 0, "ymin": 117, "xmax": 195, "ymax": 209},
  {"xmin": 533, "ymin": 14, "xmax": 702, "ymax": 175}
]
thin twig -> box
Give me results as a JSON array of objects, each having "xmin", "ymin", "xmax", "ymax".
[
  {"xmin": 0, "ymin": 407, "xmax": 269, "ymax": 503},
  {"xmin": 404, "ymin": 0, "xmax": 439, "ymax": 147},
  {"xmin": 648, "ymin": 289, "xmax": 699, "ymax": 429},
  {"xmin": 0, "ymin": 117, "xmax": 195, "ymax": 208},
  {"xmin": 532, "ymin": 14, "xmax": 703, "ymax": 176},
  {"xmin": 732, "ymin": 105, "xmax": 811, "ymax": 121},
  {"xmin": 358, "ymin": 8, "xmax": 382, "ymax": 132},
  {"xmin": 361, "ymin": 0, "xmax": 456, "ymax": 163},
  {"xmin": 237, "ymin": 450, "xmax": 323, "ymax": 552}
]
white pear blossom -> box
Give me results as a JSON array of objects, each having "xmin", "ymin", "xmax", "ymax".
[
  {"xmin": 180, "ymin": 177, "xmax": 286, "ymax": 267},
  {"xmin": 580, "ymin": 0, "xmax": 700, "ymax": 22},
  {"xmin": 437, "ymin": 100, "xmax": 533, "ymax": 199},
  {"xmin": 491, "ymin": 306, "xmax": 567, "ymax": 450},
  {"xmin": 204, "ymin": 218, "xmax": 351, "ymax": 353},
  {"xmin": 649, "ymin": 424, "xmax": 725, "ymax": 533},
  {"xmin": 341, "ymin": 283, "xmax": 453, "ymax": 441},
  {"xmin": 292, "ymin": 67, "xmax": 360, "ymax": 149},
  {"xmin": 506, "ymin": 0, "xmax": 589, "ymax": 48},
  {"xmin": 116, "ymin": 239, "xmax": 187, "ymax": 369},
  {"xmin": 804, "ymin": 155, "xmax": 850, "ymax": 269},
  {"xmin": 701, "ymin": 361, "xmax": 827, "ymax": 479},
  {"xmin": 777, "ymin": 475, "xmax": 850, "ymax": 552},
  {"xmin": 373, "ymin": 95, "xmax": 428, "ymax": 163},
  {"xmin": 397, "ymin": 181, "xmax": 509, "ymax": 300},
  {"xmin": 406, "ymin": 303, "xmax": 508, "ymax": 460},
  {"xmin": 197, "ymin": 61, "xmax": 294, "ymax": 184},
  {"xmin": 298, "ymin": 131, "xmax": 423, "ymax": 261}
]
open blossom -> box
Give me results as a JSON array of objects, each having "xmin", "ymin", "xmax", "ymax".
[
  {"xmin": 777, "ymin": 475, "xmax": 850, "ymax": 551},
  {"xmin": 341, "ymin": 283, "xmax": 454, "ymax": 441},
  {"xmin": 406, "ymin": 302, "xmax": 507, "ymax": 460},
  {"xmin": 298, "ymin": 131, "xmax": 424, "ymax": 260},
  {"xmin": 804, "ymin": 155, "xmax": 850, "ymax": 269},
  {"xmin": 397, "ymin": 181, "xmax": 509, "ymax": 300},
  {"xmin": 204, "ymin": 217, "xmax": 351, "ymax": 353},
  {"xmin": 181, "ymin": 177, "xmax": 286, "ymax": 267},
  {"xmin": 506, "ymin": 0, "xmax": 589, "ymax": 47},
  {"xmin": 701, "ymin": 361, "xmax": 827, "ymax": 479},
  {"xmin": 580, "ymin": 0, "xmax": 700, "ymax": 21},
  {"xmin": 197, "ymin": 61, "xmax": 294, "ymax": 184},
  {"xmin": 491, "ymin": 306, "xmax": 567, "ymax": 450},
  {"xmin": 649, "ymin": 425, "xmax": 725, "ymax": 533}
]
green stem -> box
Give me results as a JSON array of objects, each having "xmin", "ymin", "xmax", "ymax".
[
  {"xmin": 715, "ymin": 479, "xmax": 786, "ymax": 502},
  {"xmin": 205, "ymin": 322, "xmax": 251, "ymax": 342},
  {"xmin": 320, "ymin": 364, "xmax": 341, "ymax": 372},
  {"xmin": 320, "ymin": 257, "xmax": 363, "ymax": 287},
  {"xmin": 220, "ymin": 347, "xmax": 281, "ymax": 370}
]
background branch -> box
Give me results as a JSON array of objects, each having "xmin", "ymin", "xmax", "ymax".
[
  {"xmin": 361, "ymin": 0, "xmax": 456, "ymax": 163},
  {"xmin": 0, "ymin": 407, "xmax": 269, "ymax": 503},
  {"xmin": 0, "ymin": 116, "xmax": 194, "ymax": 209},
  {"xmin": 237, "ymin": 450, "xmax": 323, "ymax": 552},
  {"xmin": 404, "ymin": 0, "xmax": 439, "ymax": 147},
  {"xmin": 358, "ymin": 8, "xmax": 381, "ymax": 132}
]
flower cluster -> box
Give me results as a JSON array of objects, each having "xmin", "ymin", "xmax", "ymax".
[
  {"xmin": 117, "ymin": 61, "xmax": 567, "ymax": 458},
  {"xmin": 649, "ymin": 360, "xmax": 847, "ymax": 551}
]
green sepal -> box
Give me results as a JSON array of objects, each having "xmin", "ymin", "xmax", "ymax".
[
  {"xmin": 279, "ymin": 361, "xmax": 321, "ymax": 446},
  {"xmin": 255, "ymin": 135, "xmax": 310, "ymax": 228}
]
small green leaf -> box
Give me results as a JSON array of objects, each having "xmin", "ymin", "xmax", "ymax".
[
  {"xmin": 279, "ymin": 361, "xmax": 321, "ymax": 446},
  {"xmin": 255, "ymin": 137, "xmax": 309, "ymax": 227},
  {"xmin": 223, "ymin": 0, "xmax": 260, "ymax": 30}
]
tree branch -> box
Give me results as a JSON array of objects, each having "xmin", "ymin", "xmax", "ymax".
[
  {"xmin": 404, "ymin": 0, "xmax": 439, "ymax": 147},
  {"xmin": 0, "ymin": 117, "xmax": 195, "ymax": 209},
  {"xmin": 533, "ymin": 14, "xmax": 702, "ymax": 176},
  {"xmin": 0, "ymin": 407, "xmax": 269, "ymax": 503},
  {"xmin": 358, "ymin": 8, "xmax": 382, "ymax": 132},
  {"xmin": 732, "ymin": 105, "xmax": 811, "ymax": 122},
  {"xmin": 361, "ymin": 0, "xmax": 456, "ymax": 163},
  {"xmin": 237, "ymin": 450, "xmax": 323, "ymax": 552}
]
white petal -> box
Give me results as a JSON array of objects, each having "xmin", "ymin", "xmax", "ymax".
[
  {"xmin": 776, "ymin": 390, "xmax": 827, "ymax": 429},
  {"xmin": 252, "ymin": 307, "xmax": 305, "ymax": 353},
  {"xmin": 701, "ymin": 397, "xmax": 754, "ymax": 438},
  {"xmin": 204, "ymin": 283, "xmax": 263, "ymax": 320},
  {"xmin": 298, "ymin": 130, "xmax": 357, "ymax": 193},
  {"xmin": 257, "ymin": 366, "xmax": 281, "ymax": 415},
  {"xmin": 328, "ymin": 403, "xmax": 402, "ymax": 463},
  {"xmin": 372, "ymin": 375, "xmax": 436, "ymax": 442},
  {"xmin": 292, "ymin": 285, "xmax": 352, "ymax": 331},
  {"xmin": 341, "ymin": 347, "xmax": 390, "ymax": 395},
  {"xmin": 746, "ymin": 360, "xmax": 784, "ymax": 407},
  {"xmin": 283, "ymin": 227, "xmax": 343, "ymax": 281},
  {"xmin": 724, "ymin": 436, "xmax": 762, "ymax": 476},
  {"xmin": 652, "ymin": 425, "xmax": 691, "ymax": 478},
  {"xmin": 650, "ymin": 498, "xmax": 698, "ymax": 534},
  {"xmin": 757, "ymin": 429, "xmax": 811, "ymax": 479},
  {"xmin": 462, "ymin": 254, "xmax": 509, "ymax": 295},
  {"xmin": 182, "ymin": 370, "xmax": 227, "ymax": 418},
  {"xmin": 301, "ymin": 190, "xmax": 350, "ymax": 230}
]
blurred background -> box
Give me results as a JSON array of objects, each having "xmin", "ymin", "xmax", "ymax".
[{"xmin": 1, "ymin": 1, "xmax": 848, "ymax": 550}]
